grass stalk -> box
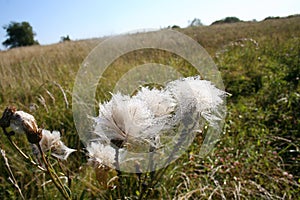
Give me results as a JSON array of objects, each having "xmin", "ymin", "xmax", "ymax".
[
  {"xmin": 37, "ymin": 143, "xmax": 71, "ymax": 200},
  {"xmin": 1, "ymin": 148, "xmax": 25, "ymax": 200},
  {"xmin": 1, "ymin": 127, "xmax": 46, "ymax": 172}
]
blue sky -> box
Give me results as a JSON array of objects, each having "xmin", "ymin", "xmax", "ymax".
[{"xmin": 0, "ymin": 0, "xmax": 299, "ymax": 49}]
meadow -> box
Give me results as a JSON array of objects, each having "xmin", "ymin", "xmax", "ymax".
[{"xmin": 0, "ymin": 16, "xmax": 299, "ymax": 199}]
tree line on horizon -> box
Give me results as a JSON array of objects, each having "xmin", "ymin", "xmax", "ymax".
[
  {"xmin": 170, "ymin": 14, "xmax": 299, "ymax": 29},
  {"xmin": 1, "ymin": 21, "xmax": 71, "ymax": 49},
  {"xmin": 2, "ymin": 14, "xmax": 299, "ymax": 49}
]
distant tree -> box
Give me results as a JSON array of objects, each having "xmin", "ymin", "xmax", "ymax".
[
  {"xmin": 263, "ymin": 16, "xmax": 281, "ymax": 21},
  {"xmin": 211, "ymin": 17, "xmax": 242, "ymax": 25},
  {"xmin": 165, "ymin": 25, "xmax": 181, "ymax": 30},
  {"xmin": 223, "ymin": 17, "xmax": 241, "ymax": 23},
  {"xmin": 60, "ymin": 35, "xmax": 71, "ymax": 42},
  {"xmin": 171, "ymin": 25, "xmax": 180, "ymax": 29},
  {"xmin": 2, "ymin": 21, "xmax": 39, "ymax": 49},
  {"xmin": 286, "ymin": 14, "xmax": 300, "ymax": 19},
  {"xmin": 188, "ymin": 18, "xmax": 203, "ymax": 27}
]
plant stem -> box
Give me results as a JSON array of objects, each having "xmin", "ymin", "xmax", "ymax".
[
  {"xmin": 5, "ymin": 133, "xmax": 46, "ymax": 172},
  {"xmin": 1, "ymin": 148, "xmax": 25, "ymax": 200},
  {"xmin": 114, "ymin": 147, "xmax": 125, "ymax": 200},
  {"xmin": 37, "ymin": 143, "xmax": 71, "ymax": 200},
  {"xmin": 142, "ymin": 111, "xmax": 199, "ymax": 199}
]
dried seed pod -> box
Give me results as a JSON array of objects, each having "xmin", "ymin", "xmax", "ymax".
[
  {"xmin": 8, "ymin": 109, "xmax": 42, "ymax": 144},
  {"xmin": 0, "ymin": 106, "xmax": 16, "ymax": 128}
]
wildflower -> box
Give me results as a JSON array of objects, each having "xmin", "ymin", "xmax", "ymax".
[
  {"xmin": 88, "ymin": 76, "xmax": 227, "ymax": 169},
  {"xmin": 167, "ymin": 76, "xmax": 226, "ymax": 125},
  {"xmin": 94, "ymin": 92, "xmax": 165, "ymax": 147},
  {"xmin": 7, "ymin": 107, "xmax": 42, "ymax": 144},
  {"xmin": 94, "ymin": 76, "xmax": 226, "ymax": 145},
  {"xmin": 38, "ymin": 129, "xmax": 76, "ymax": 160},
  {"xmin": 87, "ymin": 142, "xmax": 116, "ymax": 168},
  {"xmin": 0, "ymin": 107, "xmax": 75, "ymax": 159},
  {"xmin": 134, "ymin": 87, "xmax": 176, "ymax": 118}
]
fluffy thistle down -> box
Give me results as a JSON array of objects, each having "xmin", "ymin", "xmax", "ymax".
[
  {"xmin": 8, "ymin": 109, "xmax": 42, "ymax": 144},
  {"xmin": 1, "ymin": 107, "xmax": 75, "ymax": 160},
  {"xmin": 134, "ymin": 87, "xmax": 176, "ymax": 119},
  {"xmin": 167, "ymin": 77, "xmax": 226, "ymax": 127},
  {"xmin": 86, "ymin": 142, "xmax": 116, "ymax": 168},
  {"xmin": 89, "ymin": 76, "xmax": 227, "ymax": 168},
  {"xmin": 94, "ymin": 91, "xmax": 173, "ymax": 147},
  {"xmin": 37, "ymin": 129, "xmax": 76, "ymax": 160}
]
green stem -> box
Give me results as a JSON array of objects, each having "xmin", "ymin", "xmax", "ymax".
[
  {"xmin": 1, "ymin": 148, "xmax": 25, "ymax": 200},
  {"xmin": 37, "ymin": 143, "xmax": 71, "ymax": 200},
  {"xmin": 6, "ymin": 135, "xmax": 46, "ymax": 172},
  {"xmin": 142, "ymin": 111, "xmax": 198, "ymax": 199},
  {"xmin": 114, "ymin": 146, "xmax": 125, "ymax": 200}
]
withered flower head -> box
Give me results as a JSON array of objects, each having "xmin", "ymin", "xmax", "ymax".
[
  {"xmin": 2, "ymin": 107, "xmax": 42, "ymax": 144},
  {"xmin": 0, "ymin": 106, "xmax": 16, "ymax": 128}
]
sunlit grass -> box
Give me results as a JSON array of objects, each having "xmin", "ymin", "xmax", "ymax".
[{"xmin": 0, "ymin": 16, "xmax": 299, "ymax": 199}]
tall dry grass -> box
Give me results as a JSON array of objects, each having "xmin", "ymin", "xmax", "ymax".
[{"xmin": 0, "ymin": 16, "xmax": 299, "ymax": 199}]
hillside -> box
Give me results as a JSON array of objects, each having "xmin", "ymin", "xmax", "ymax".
[{"xmin": 0, "ymin": 16, "xmax": 299, "ymax": 199}]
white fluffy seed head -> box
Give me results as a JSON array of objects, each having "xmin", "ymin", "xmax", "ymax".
[
  {"xmin": 39, "ymin": 129, "xmax": 76, "ymax": 160},
  {"xmin": 86, "ymin": 142, "xmax": 116, "ymax": 168},
  {"xmin": 88, "ymin": 76, "xmax": 227, "ymax": 168}
]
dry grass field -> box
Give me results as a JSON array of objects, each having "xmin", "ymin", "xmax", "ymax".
[{"xmin": 0, "ymin": 16, "xmax": 299, "ymax": 199}]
